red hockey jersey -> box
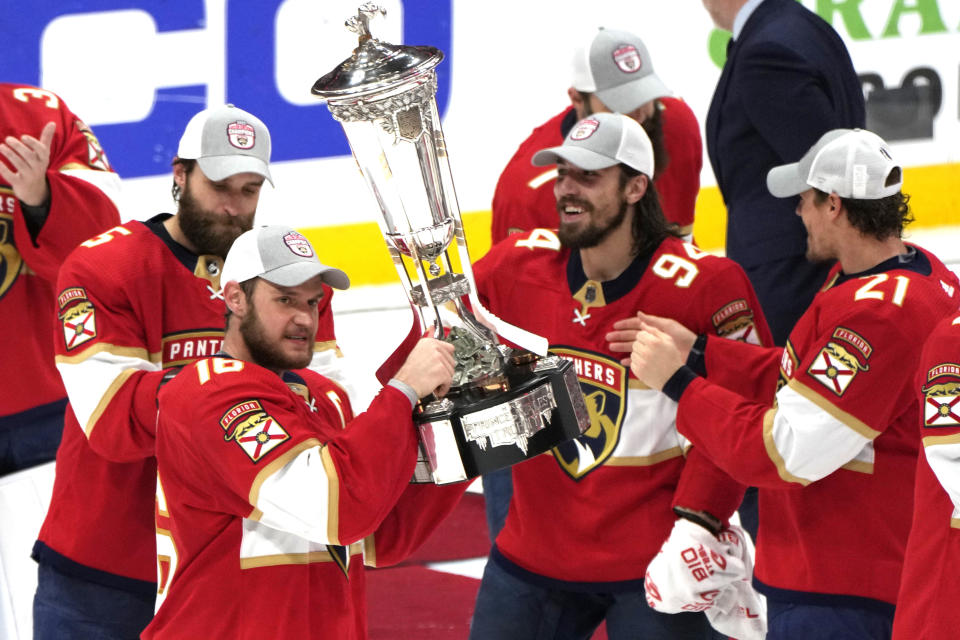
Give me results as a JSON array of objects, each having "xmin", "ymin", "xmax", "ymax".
[
  {"xmin": 144, "ymin": 359, "xmax": 464, "ymax": 639},
  {"xmin": 892, "ymin": 312, "xmax": 960, "ymax": 638},
  {"xmin": 34, "ymin": 216, "xmax": 341, "ymax": 591},
  {"xmin": 0, "ymin": 83, "xmax": 119, "ymax": 426},
  {"xmin": 474, "ymin": 230, "xmax": 771, "ymax": 585},
  {"xmin": 673, "ymin": 246, "xmax": 960, "ymax": 607},
  {"xmin": 490, "ymin": 97, "xmax": 701, "ymax": 244}
]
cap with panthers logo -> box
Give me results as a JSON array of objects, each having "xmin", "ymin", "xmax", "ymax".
[
  {"xmin": 177, "ymin": 104, "xmax": 273, "ymax": 185},
  {"xmin": 220, "ymin": 225, "xmax": 349, "ymax": 291},
  {"xmin": 531, "ymin": 112, "xmax": 654, "ymax": 178},
  {"xmin": 571, "ymin": 28, "xmax": 671, "ymax": 114}
]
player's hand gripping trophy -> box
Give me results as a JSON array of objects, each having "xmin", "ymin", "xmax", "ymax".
[{"xmin": 313, "ymin": 3, "xmax": 588, "ymax": 484}]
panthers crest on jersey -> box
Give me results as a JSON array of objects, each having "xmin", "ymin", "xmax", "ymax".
[
  {"xmin": 922, "ymin": 362, "xmax": 960, "ymax": 428},
  {"xmin": 551, "ymin": 347, "xmax": 626, "ymax": 480},
  {"xmin": 220, "ymin": 400, "xmax": 290, "ymax": 462},
  {"xmin": 806, "ymin": 327, "xmax": 872, "ymax": 396}
]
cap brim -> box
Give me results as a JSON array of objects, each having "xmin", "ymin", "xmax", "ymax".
[
  {"xmin": 260, "ymin": 263, "xmax": 350, "ymax": 290},
  {"xmin": 531, "ymin": 147, "xmax": 619, "ymax": 171},
  {"xmin": 595, "ymin": 75, "xmax": 671, "ymax": 113},
  {"xmin": 766, "ymin": 163, "xmax": 810, "ymax": 198},
  {"xmin": 198, "ymin": 156, "xmax": 274, "ymax": 186}
]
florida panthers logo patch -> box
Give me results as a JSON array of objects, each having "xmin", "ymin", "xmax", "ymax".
[
  {"xmin": 550, "ymin": 347, "xmax": 625, "ymax": 480},
  {"xmin": 570, "ymin": 119, "xmax": 600, "ymax": 140},
  {"xmin": 226, "ymin": 120, "xmax": 256, "ymax": 149},
  {"xmin": 807, "ymin": 328, "xmax": 872, "ymax": 396},
  {"xmin": 612, "ymin": 45, "xmax": 642, "ymax": 73},
  {"xmin": 283, "ymin": 231, "xmax": 314, "ymax": 257},
  {"xmin": 220, "ymin": 400, "xmax": 289, "ymax": 462},
  {"xmin": 922, "ymin": 362, "xmax": 960, "ymax": 428},
  {"xmin": 77, "ymin": 120, "xmax": 111, "ymax": 171},
  {"xmin": 60, "ymin": 300, "xmax": 97, "ymax": 350},
  {"xmin": 711, "ymin": 299, "xmax": 761, "ymax": 345}
]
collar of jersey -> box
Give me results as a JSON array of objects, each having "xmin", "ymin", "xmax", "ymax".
[
  {"xmin": 834, "ymin": 244, "xmax": 929, "ymax": 286},
  {"xmin": 566, "ymin": 246, "xmax": 653, "ymax": 305},
  {"xmin": 145, "ymin": 212, "xmax": 203, "ymax": 273}
]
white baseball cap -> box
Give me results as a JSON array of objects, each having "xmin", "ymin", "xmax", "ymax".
[
  {"xmin": 177, "ymin": 104, "xmax": 273, "ymax": 185},
  {"xmin": 531, "ymin": 112, "xmax": 655, "ymax": 178},
  {"xmin": 767, "ymin": 128, "xmax": 902, "ymax": 199},
  {"xmin": 571, "ymin": 28, "xmax": 671, "ymax": 113},
  {"xmin": 221, "ymin": 225, "xmax": 350, "ymax": 291}
]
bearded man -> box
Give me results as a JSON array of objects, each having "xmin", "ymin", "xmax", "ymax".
[{"xmin": 31, "ymin": 105, "xmax": 343, "ymax": 639}]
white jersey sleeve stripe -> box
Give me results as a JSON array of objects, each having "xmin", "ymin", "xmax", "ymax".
[
  {"xmin": 56, "ymin": 351, "xmax": 160, "ymax": 435},
  {"xmin": 922, "ymin": 434, "xmax": 960, "ymax": 522},
  {"xmin": 763, "ymin": 381, "xmax": 876, "ymax": 484},
  {"xmin": 249, "ymin": 440, "xmax": 342, "ymax": 546},
  {"xmin": 60, "ymin": 167, "xmax": 122, "ymax": 213}
]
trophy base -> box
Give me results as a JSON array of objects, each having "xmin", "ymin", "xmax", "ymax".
[{"xmin": 412, "ymin": 354, "xmax": 589, "ymax": 485}]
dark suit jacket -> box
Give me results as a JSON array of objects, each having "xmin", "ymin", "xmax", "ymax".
[{"xmin": 706, "ymin": 0, "xmax": 865, "ymax": 268}]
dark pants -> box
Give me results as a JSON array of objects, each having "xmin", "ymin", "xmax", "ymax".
[
  {"xmin": 33, "ymin": 563, "xmax": 155, "ymax": 640},
  {"xmin": 481, "ymin": 467, "xmax": 512, "ymax": 542},
  {"xmin": 0, "ymin": 399, "xmax": 66, "ymax": 476},
  {"xmin": 767, "ymin": 600, "xmax": 893, "ymax": 639},
  {"xmin": 469, "ymin": 554, "xmax": 722, "ymax": 640}
]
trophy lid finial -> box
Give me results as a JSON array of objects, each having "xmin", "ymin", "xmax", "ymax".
[
  {"xmin": 312, "ymin": 3, "xmax": 443, "ymax": 101},
  {"xmin": 346, "ymin": 3, "xmax": 386, "ymax": 45}
]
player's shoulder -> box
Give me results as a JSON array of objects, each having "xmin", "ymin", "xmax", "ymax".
[
  {"xmin": 64, "ymin": 219, "xmax": 158, "ymax": 267},
  {"xmin": 487, "ymin": 228, "xmax": 567, "ymax": 263},
  {"xmin": 658, "ymin": 96, "xmax": 699, "ymax": 126},
  {"xmin": 0, "ymin": 83, "xmax": 70, "ymax": 118},
  {"xmin": 652, "ymin": 237, "xmax": 743, "ymax": 277}
]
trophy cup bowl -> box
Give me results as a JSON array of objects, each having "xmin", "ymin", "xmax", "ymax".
[{"xmin": 312, "ymin": 4, "xmax": 589, "ymax": 484}]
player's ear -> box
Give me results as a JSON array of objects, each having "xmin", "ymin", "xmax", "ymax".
[
  {"xmin": 223, "ymin": 280, "xmax": 248, "ymax": 318},
  {"xmin": 623, "ymin": 172, "xmax": 648, "ymax": 205}
]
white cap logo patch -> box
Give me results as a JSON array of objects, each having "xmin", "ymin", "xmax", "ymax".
[
  {"xmin": 283, "ymin": 231, "xmax": 314, "ymax": 257},
  {"xmin": 227, "ymin": 120, "xmax": 256, "ymax": 149},
  {"xmin": 612, "ymin": 45, "xmax": 642, "ymax": 73},
  {"xmin": 570, "ymin": 119, "xmax": 600, "ymax": 140}
]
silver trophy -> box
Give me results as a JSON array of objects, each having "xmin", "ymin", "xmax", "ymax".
[{"xmin": 313, "ymin": 4, "xmax": 588, "ymax": 484}]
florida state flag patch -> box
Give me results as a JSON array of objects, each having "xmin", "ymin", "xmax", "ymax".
[
  {"xmin": 221, "ymin": 400, "xmax": 289, "ymax": 462},
  {"xmin": 807, "ymin": 327, "xmax": 872, "ymax": 396},
  {"xmin": 61, "ymin": 300, "xmax": 97, "ymax": 350},
  {"xmin": 922, "ymin": 362, "xmax": 960, "ymax": 428}
]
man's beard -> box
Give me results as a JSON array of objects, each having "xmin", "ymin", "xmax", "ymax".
[
  {"xmin": 239, "ymin": 301, "xmax": 312, "ymax": 371},
  {"xmin": 557, "ymin": 197, "xmax": 629, "ymax": 249},
  {"xmin": 177, "ymin": 179, "xmax": 253, "ymax": 258}
]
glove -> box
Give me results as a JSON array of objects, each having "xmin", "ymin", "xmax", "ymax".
[
  {"xmin": 645, "ymin": 519, "xmax": 767, "ymax": 639},
  {"xmin": 704, "ymin": 527, "xmax": 767, "ymax": 640}
]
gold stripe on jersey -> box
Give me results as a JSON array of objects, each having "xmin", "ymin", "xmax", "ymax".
[
  {"xmin": 86, "ymin": 368, "xmax": 139, "ymax": 438},
  {"xmin": 54, "ymin": 342, "xmax": 158, "ymax": 365},
  {"xmin": 951, "ymin": 518, "xmax": 960, "ymax": 529},
  {"xmin": 239, "ymin": 541, "xmax": 363, "ymax": 569},
  {"xmin": 321, "ymin": 445, "xmax": 341, "ymax": 546},
  {"xmin": 922, "ymin": 432, "xmax": 960, "ymax": 448},
  {"xmin": 604, "ymin": 446, "xmax": 684, "ymax": 467},
  {"xmin": 363, "ymin": 534, "xmax": 378, "ymax": 567},
  {"xmin": 313, "ymin": 339, "xmax": 340, "ymax": 353},
  {"xmin": 248, "ymin": 438, "xmax": 321, "ymax": 520},
  {"xmin": 762, "ymin": 407, "xmax": 810, "ymax": 486},
  {"xmin": 840, "ymin": 460, "xmax": 874, "ymax": 474},
  {"xmin": 787, "ymin": 378, "xmax": 881, "ymax": 441},
  {"xmin": 627, "ymin": 378, "xmax": 651, "ymax": 391}
]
